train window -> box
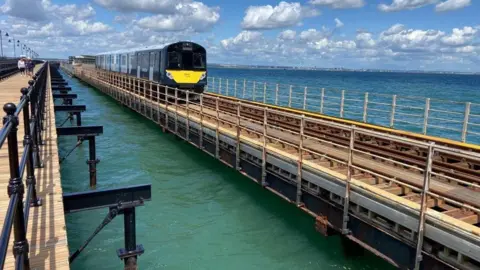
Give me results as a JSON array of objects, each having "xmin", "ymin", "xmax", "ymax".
[
  {"xmin": 150, "ymin": 52, "xmax": 155, "ymax": 67},
  {"xmin": 168, "ymin": 52, "xmax": 180, "ymax": 69},
  {"xmin": 142, "ymin": 53, "xmax": 149, "ymax": 68},
  {"xmin": 131, "ymin": 54, "xmax": 136, "ymax": 67},
  {"xmin": 193, "ymin": 53, "xmax": 205, "ymax": 69},
  {"xmin": 154, "ymin": 52, "xmax": 160, "ymax": 69}
]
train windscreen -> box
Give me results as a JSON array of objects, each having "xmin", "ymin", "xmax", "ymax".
[{"xmin": 167, "ymin": 43, "xmax": 206, "ymax": 71}]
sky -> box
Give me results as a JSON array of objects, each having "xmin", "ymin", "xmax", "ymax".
[{"xmin": 0, "ymin": 0, "xmax": 479, "ymax": 72}]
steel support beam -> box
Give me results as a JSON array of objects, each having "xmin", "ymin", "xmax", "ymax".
[
  {"xmin": 63, "ymin": 184, "xmax": 151, "ymax": 213},
  {"xmin": 54, "ymin": 105, "xmax": 86, "ymax": 113},
  {"xmin": 56, "ymin": 126, "xmax": 103, "ymax": 136}
]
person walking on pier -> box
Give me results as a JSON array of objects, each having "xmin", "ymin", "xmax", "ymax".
[
  {"xmin": 17, "ymin": 57, "xmax": 26, "ymax": 76},
  {"xmin": 26, "ymin": 58, "xmax": 34, "ymax": 77}
]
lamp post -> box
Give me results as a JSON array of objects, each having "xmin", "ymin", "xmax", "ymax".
[
  {"xmin": 0, "ymin": 30, "xmax": 3, "ymax": 57},
  {"xmin": 8, "ymin": 38, "xmax": 15, "ymax": 57}
]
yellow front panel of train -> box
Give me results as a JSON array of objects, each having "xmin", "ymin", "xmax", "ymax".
[{"xmin": 166, "ymin": 70, "xmax": 205, "ymax": 84}]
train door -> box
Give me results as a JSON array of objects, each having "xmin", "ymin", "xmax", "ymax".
[
  {"xmin": 140, "ymin": 52, "xmax": 149, "ymax": 79},
  {"xmin": 118, "ymin": 55, "xmax": 122, "ymax": 72},
  {"xmin": 130, "ymin": 53, "xmax": 136, "ymax": 76},
  {"xmin": 152, "ymin": 51, "xmax": 160, "ymax": 82},
  {"xmin": 136, "ymin": 52, "xmax": 140, "ymax": 78},
  {"xmin": 149, "ymin": 52, "xmax": 155, "ymax": 81},
  {"xmin": 126, "ymin": 54, "xmax": 129, "ymax": 74}
]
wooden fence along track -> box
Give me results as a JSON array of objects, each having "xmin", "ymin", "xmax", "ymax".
[{"xmin": 75, "ymin": 66, "xmax": 480, "ymax": 270}]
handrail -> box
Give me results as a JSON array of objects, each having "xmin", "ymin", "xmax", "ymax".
[
  {"xmin": 0, "ymin": 62, "xmax": 47, "ymax": 269},
  {"xmin": 205, "ymin": 76, "xmax": 480, "ymax": 144}
]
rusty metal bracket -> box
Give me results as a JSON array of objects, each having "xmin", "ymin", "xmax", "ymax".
[{"xmin": 315, "ymin": 215, "xmax": 329, "ymax": 237}]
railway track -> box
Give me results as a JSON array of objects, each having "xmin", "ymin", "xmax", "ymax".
[
  {"xmin": 95, "ymin": 69, "xmax": 480, "ymax": 228},
  {"xmin": 199, "ymin": 96, "xmax": 480, "ymax": 227}
]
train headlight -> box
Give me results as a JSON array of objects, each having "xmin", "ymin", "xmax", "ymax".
[
  {"xmin": 166, "ymin": 72, "xmax": 173, "ymax": 79},
  {"xmin": 200, "ymin": 72, "xmax": 206, "ymax": 80}
]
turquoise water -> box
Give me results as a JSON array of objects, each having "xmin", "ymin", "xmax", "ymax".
[{"xmin": 57, "ymin": 71, "xmax": 394, "ymax": 269}]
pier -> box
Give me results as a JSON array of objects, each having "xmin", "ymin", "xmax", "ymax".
[
  {"xmin": 69, "ymin": 64, "xmax": 480, "ymax": 270},
  {"xmin": 0, "ymin": 63, "xmax": 69, "ymax": 269},
  {"xmin": 0, "ymin": 63, "xmax": 152, "ymax": 270}
]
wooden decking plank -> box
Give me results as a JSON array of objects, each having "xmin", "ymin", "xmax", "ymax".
[{"xmin": 0, "ymin": 66, "xmax": 70, "ymax": 269}]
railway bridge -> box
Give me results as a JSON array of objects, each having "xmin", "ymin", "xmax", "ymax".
[{"xmin": 0, "ymin": 60, "xmax": 478, "ymax": 270}]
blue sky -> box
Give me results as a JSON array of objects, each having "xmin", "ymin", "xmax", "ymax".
[{"xmin": 0, "ymin": 0, "xmax": 479, "ymax": 71}]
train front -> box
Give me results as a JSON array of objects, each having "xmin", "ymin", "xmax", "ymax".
[{"xmin": 164, "ymin": 42, "xmax": 207, "ymax": 93}]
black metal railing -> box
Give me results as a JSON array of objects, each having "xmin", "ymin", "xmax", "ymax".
[{"xmin": 0, "ymin": 62, "xmax": 47, "ymax": 269}]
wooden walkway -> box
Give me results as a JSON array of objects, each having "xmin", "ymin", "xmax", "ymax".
[{"xmin": 0, "ymin": 66, "xmax": 70, "ymax": 269}]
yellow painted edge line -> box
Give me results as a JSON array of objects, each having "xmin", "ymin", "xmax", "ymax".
[{"xmin": 207, "ymin": 92, "xmax": 480, "ymax": 151}]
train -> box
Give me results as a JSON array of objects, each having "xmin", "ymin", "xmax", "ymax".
[{"xmin": 94, "ymin": 41, "xmax": 207, "ymax": 93}]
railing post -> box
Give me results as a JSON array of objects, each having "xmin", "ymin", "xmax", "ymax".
[
  {"xmin": 363, "ymin": 92, "xmax": 369, "ymax": 123},
  {"xmin": 253, "ymin": 81, "xmax": 256, "ymax": 101},
  {"xmin": 219, "ymin": 78, "xmax": 222, "ymax": 95},
  {"xmin": 390, "ymin": 95, "xmax": 397, "ymax": 128},
  {"xmin": 320, "ymin": 88, "xmax": 325, "ymax": 113},
  {"xmin": 296, "ymin": 115, "xmax": 304, "ymax": 206},
  {"xmin": 235, "ymin": 102, "xmax": 241, "ymax": 170},
  {"xmin": 186, "ymin": 90, "xmax": 190, "ymax": 142},
  {"xmin": 303, "ymin": 87, "xmax": 307, "ymax": 110},
  {"xmin": 275, "ymin": 84, "xmax": 279, "ymax": 105},
  {"xmin": 4, "ymin": 103, "xmax": 30, "ymax": 269},
  {"xmin": 342, "ymin": 126, "xmax": 355, "ymax": 234},
  {"xmin": 211, "ymin": 77, "xmax": 215, "ymax": 93},
  {"xmin": 261, "ymin": 107, "xmax": 268, "ymax": 186},
  {"xmin": 263, "ymin": 82, "xmax": 267, "ymax": 103},
  {"xmin": 461, "ymin": 102, "xmax": 471, "ymax": 143},
  {"xmin": 340, "ymin": 90, "xmax": 345, "ymax": 118},
  {"xmin": 242, "ymin": 79, "xmax": 246, "ymax": 99},
  {"xmin": 21, "ymin": 88, "xmax": 41, "ymax": 207},
  {"xmin": 164, "ymin": 86, "xmax": 168, "ymax": 132},
  {"xmin": 215, "ymin": 97, "xmax": 220, "ymax": 159},
  {"xmin": 288, "ymin": 85, "xmax": 293, "ymax": 107},
  {"xmin": 423, "ymin": 98, "xmax": 430, "ymax": 135},
  {"xmin": 234, "ymin": 79, "xmax": 237, "ymax": 97},
  {"xmin": 414, "ymin": 143, "xmax": 434, "ymax": 270},
  {"xmin": 174, "ymin": 88, "xmax": 178, "ymax": 135},
  {"xmin": 199, "ymin": 95, "xmax": 204, "ymax": 149},
  {"xmin": 28, "ymin": 80, "xmax": 42, "ymax": 168},
  {"xmin": 226, "ymin": 79, "xmax": 229, "ymax": 96}
]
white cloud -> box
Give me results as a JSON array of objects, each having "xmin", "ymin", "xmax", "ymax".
[
  {"xmin": 383, "ymin": 23, "xmax": 405, "ymax": 35},
  {"xmin": 279, "ymin": 30, "xmax": 297, "ymax": 40},
  {"xmin": 335, "ymin": 18, "xmax": 344, "ymax": 28},
  {"xmin": 1, "ymin": 0, "xmax": 47, "ymax": 21},
  {"xmin": 309, "ymin": 0, "xmax": 365, "ymax": 9},
  {"xmin": 221, "ymin": 31, "xmax": 264, "ymax": 52},
  {"xmin": 241, "ymin": 2, "xmax": 319, "ymax": 30},
  {"xmin": 441, "ymin": 26, "xmax": 477, "ymax": 46},
  {"xmin": 435, "ymin": 0, "xmax": 471, "ymax": 12},
  {"xmin": 378, "ymin": 0, "xmax": 437, "ymax": 12},
  {"xmin": 93, "ymin": 0, "xmax": 186, "ymax": 14},
  {"xmin": 63, "ymin": 17, "xmax": 111, "ymax": 36},
  {"xmin": 219, "ymin": 23, "xmax": 480, "ymax": 71},
  {"xmin": 136, "ymin": 2, "xmax": 219, "ymax": 32},
  {"xmin": 378, "ymin": 0, "xmax": 471, "ymax": 12},
  {"xmin": 41, "ymin": 0, "xmax": 96, "ymax": 20},
  {"xmin": 356, "ymin": 32, "xmax": 376, "ymax": 48}
]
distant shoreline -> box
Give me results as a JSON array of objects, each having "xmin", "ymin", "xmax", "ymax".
[{"xmin": 208, "ymin": 63, "xmax": 480, "ymax": 76}]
